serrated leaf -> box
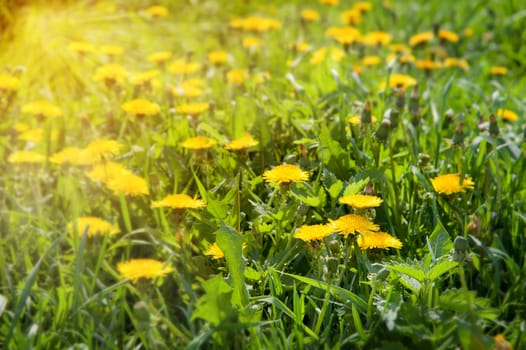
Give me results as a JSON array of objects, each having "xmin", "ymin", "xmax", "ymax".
[
  {"xmin": 427, "ymin": 221, "xmax": 453, "ymax": 261},
  {"xmin": 343, "ymin": 177, "xmax": 370, "ymax": 196},
  {"xmin": 192, "ymin": 275, "xmax": 234, "ymax": 326},
  {"xmin": 216, "ymin": 223, "xmax": 248, "ymax": 307},
  {"xmin": 426, "ymin": 259, "xmax": 458, "ymax": 281},
  {"xmin": 385, "ymin": 263, "xmax": 425, "ymax": 283}
]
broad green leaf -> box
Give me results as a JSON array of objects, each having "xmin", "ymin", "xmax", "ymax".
[
  {"xmin": 216, "ymin": 223, "xmax": 248, "ymax": 307},
  {"xmin": 426, "ymin": 260, "xmax": 458, "ymax": 282},
  {"xmin": 343, "ymin": 177, "xmax": 370, "ymax": 196},
  {"xmin": 191, "ymin": 275, "xmax": 234, "ymax": 326},
  {"xmin": 281, "ymin": 271, "xmax": 368, "ymax": 314},
  {"xmin": 385, "ymin": 263, "xmax": 425, "ymax": 283},
  {"xmin": 427, "ymin": 221, "xmax": 453, "ymax": 261}
]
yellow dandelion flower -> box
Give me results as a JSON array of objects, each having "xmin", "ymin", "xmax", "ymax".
[
  {"xmin": 309, "ymin": 47, "xmax": 327, "ymax": 65},
  {"xmin": 83, "ymin": 139, "xmax": 122, "ymax": 162},
  {"xmin": 363, "ymin": 31, "xmax": 392, "ymax": 46},
  {"xmin": 18, "ymin": 128, "xmax": 44, "ymax": 143},
  {"xmin": 117, "ymin": 258, "xmax": 173, "ymax": 283},
  {"xmin": 130, "ymin": 70, "xmax": 160, "ymax": 86},
  {"xmin": 319, "ymin": 0, "xmax": 339, "ymax": 5},
  {"xmin": 22, "ymin": 100, "xmax": 62, "ymax": 118},
  {"xmin": 353, "ymin": 2, "xmax": 373, "ymax": 13},
  {"xmin": 430, "ymin": 173, "xmax": 475, "ymax": 195},
  {"xmin": 301, "ymin": 9, "xmax": 320, "ymax": 22},
  {"xmin": 416, "ymin": 59, "xmax": 442, "ymax": 71},
  {"xmin": 444, "ymin": 58, "xmax": 470, "ymax": 70},
  {"xmin": 294, "ymin": 224, "xmax": 333, "ymax": 242},
  {"xmin": 151, "ymin": 194, "xmax": 206, "ymax": 209},
  {"xmin": 362, "ymin": 55, "xmax": 381, "ymax": 67},
  {"xmin": 224, "ymin": 133, "xmax": 259, "ymax": 151},
  {"xmin": 145, "ymin": 5, "xmax": 169, "ymax": 18},
  {"xmin": 68, "ymin": 40, "xmax": 95, "ymax": 54},
  {"xmin": 348, "ymin": 115, "xmax": 378, "ymax": 125},
  {"xmin": 205, "ymin": 242, "xmax": 225, "ymax": 259},
  {"xmin": 106, "ymin": 173, "xmax": 150, "ymax": 196},
  {"xmin": 7, "ymin": 150, "xmax": 45, "ymax": 164},
  {"xmin": 227, "ymin": 69, "xmax": 247, "ymax": 85},
  {"xmin": 329, "ymin": 214, "xmax": 379, "ymax": 237},
  {"xmin": 147, "ymin": 51, "xmax": 172, "ymax": 64},
  {"xmin": 50, "ymin": 147, "xmax": 87, "ymax": 165},
  {"xmin": 386, "ymin": 53, "xmax": 416, "ymax": 65},
  {"xmin": 358, "ymin": 232, "xmax": 402, "ymax": 250},
  {"xmin": 93, "ymin": 64, "xmax": 129, "ymax": 85},
  {"xmin": 380, "ymin": 73, "xmax": 417, "ymax": 90},
  {"xmin": 438, "ymin": 29, "xmax": 459, "ymax": 43},
  {"xmin": 122, "ymin": 99, "xmax": 160, "ymax": 117},
  {"xmin": 68, "ymin": 216, "xmax": 119, "ymax": 238},
  {"xmin": 0, "ymin": 72, "xmax": 20, "ymax": 92},
  {"xmin": 389, "ymin": 44, "xmax": 411, "ymax": 53},
  {"xmin": 326, "ymin": 26, "xmax": 362, "ymax": 45},
  {"xmin": 242, "ymin": 36, "xmax": 261, "ymax": 49},
  {"xmin": 463, "ymin": 28, "xmax": 474, "ymax": 37},
  {"xmin": 168, "ymin": 59, "xmax": 201, "ymax": 74},
  {"xmin": 496, "ymin": 109, "xmax": 518, "ymax": 122},
  {"xmin": 409, "ymin": 31, "xmax": 434, "ymax": 46},
  {"xmin": 263, "ymin": 164, "xmax": 309, "ymax": 184},
  {"xmin": 341, "ymin": 9, "xmax": 362, "ymax": 26},
  {"xmin": 171, "ymin": 82, "xmax": 204, "ymax": 98},
  {"xmin": 86, "ymin": 162, "xmax": 133, "ymax": 182},
  {"xmin": 490, "ymin": 66, "xmax": 507, "ymax": 75},
  {"xmin": 208, "ymin": 50, "xmax": 229, "ymax": 65},
  {"xmin": 182, "ymin": 136, "xmax": 217, "ymax": 150},
  {"xmin": 176, "ymin": 102, "xmax": 209, "ymax": 116},
  {"xmin": 339, "ymin": 194, "xmax": 383, "ymax": 208},
  {"xmin": 14, "ymin": 122, "xmax": 29, "ymax": 132},
  {"xmin": 99, "ymin": 45, "xmax": 124, "ymax": 56},
  {"xmin": 292, "ymin": 41, "xmax": 310, "ymax": 52}
]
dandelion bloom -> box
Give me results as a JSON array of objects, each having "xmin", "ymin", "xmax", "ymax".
[
  {"xmin": 22, "ymin": 100, "xmax": 62, "ymax": 118},
  {"xmin": 389, "ymin": 44, "xmax": 411, "ymax": 53},
  {"xmin": 438, "ymin": 29, "xmax": 459, "ymax": 43},
  {"xmin": 68, "ymin": 216, "xmax": 119, "ymax": 238},
  {"xmin": 122, "ymin": 99, "xmax": 160, "ymax": 117},
  {"xmin": 349, "ymin": 115, "xmax": 378, "ymax": 125},
  {"xmin": 171, "ymin": 82, "xmax": 204, "ymax": 98},
  {"xmin": 208, "ymin": 50, "xmax": 229, "ymax": 65},
  {"xmin": 168, "ymin": 59, "xmax": 201, "ymax": 74},
  {"xmin": 363, "ymin": 31, "xmax": 392, "ymax": 46},
  {"xmin": 301, "ymin": 9, "xmax": 320, "ymax": 22},
  {"xmin": 494, "ymin": 334, "xmax": 512, "ymax": 350},
  {"xmin": 86, "ymin": 162, "xmax": 133, "ymax": 182},
  {"xmin": 319, "ymin": 0, "xmax": 339, "ymax": 5},
  {"xmin": 181, "ymin": 136, "xmax": 217, "ymax": 150},
  {"xmin": 463, "ymin": 28, "xmax": 474, "ymax": 37},
  {"xmin": 263, "ymin": 164, "xmax": 309, "ymax": 184},
  {"xmin": 224, "ymin": 133, "xmax": 259, "ymax": 151},
  {"xmin": 291, "ymin": 41, "xmax": 310, "ymax": 52},
  {"xmin": 358, "ymin": 232, "xmax": 402, "ymax": 250},
  {"xmin": 380, "ymin": 74, "xmax": 417, "ymax": 90},
  {"xmin": 18, "ymin": 128, "xmax": 44, "ymax": 143},
  {"xmin": 50, "ymin": 147, "xmax": 85, "ymax": 165},
  {"xmin": 294, "ymin": 224, "xmax": 333, "ymax": 242},
  {"xmin": 99, "ymin": 45, "xmax": 124, "ymax": 56},
  {"xmin": 204, "ymin": 242, "xmax": 225, "ymax": 259},
  {"xmin": 496, "ymin": 109, "xmax": 518, "ymax": 122},
  {"xmin": 130, "ymin": 70, "xmax": 160, "ymax": 86},
  {"xmin": 353, "ymin": 2, "xmax": 373, "ymax": 13},
  {"xmin": 443, "ymin": 58, "xmax": 469, "ymax": 71},
  {"xmin": 177, "ymin": 102, "xmax": 209, "ymax": 116},
  {"xmin": 93, "ymin": 64, "xmax": 129, "ymax": 85},
  {"xmin": 326, "ymin": 26, "xmax": 362, "ymax": 45},
  {"xmin": 339, "ymin": 194, "xmax": 383, "ymax": 208},
  {"xmin": 145, "ymin": 5, "xmax": 169, "ymax": 18},
  {"xmin": 227, "ymin": 69, "xmax": 247, "ymax": 85},
  {"xmin": 68, "ymin": 40, "xmax": 95, "ymax": 54},
  {"xmin": 242, "ymin": 36, "xmax": 261, "ymax": 49},
  {"xmin": 329, "ymin": 214, "xmax": 379, "ymax": 237},
  {"xmin": 386, "ymin": 53, "xmax": 416, "ymax": 65},
  {"xmin": 490, "ymin": 66, "xmax": 507, "ymax": 75},
  {"xmin": 117, "ymin": 259, "xmax": 174, "ymax": 282},
  {"xmin": 106, "ymin": 173, "xmax": 149, "ymax": 196},
  {"xmin": 341, "ymin": 9, "xmax": 361, "ymax": 25},
  {"xmin": 147, "ymin": 51, "xmax": 172, "ymax": 64},
  {"xmin": 7, "ymin": 150, "xmax": 45, "ymax": 164},
  {"xmin": 151, "ymin": 194, "xmax": 206, "ymax": 209},
  {"xmin": 362, "ymin": 56, "xmax": 381, "ymax": 67},
  {"xmin": 0, "ymin": 72, "xmax": 20, "ymax": 91},
  {"xmin": 409, "ymin": 31, "xmax": 434, "ymax": 46},
  {"xmin": 82, "ymin": 139, "xmax": 123, "ymax": 162},
  {"xmin": 430, "ymin": 173, "xmax": 475, "ymax": 195},
  {"xmin": 416, "ymin": 59, "xmax": 442, "ymax": 71}
]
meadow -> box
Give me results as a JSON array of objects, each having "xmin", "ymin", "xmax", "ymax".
[{"xmin": 0, "ymin": 0, "xmax": 525, "ymax": 349}]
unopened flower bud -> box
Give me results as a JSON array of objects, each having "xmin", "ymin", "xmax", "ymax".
[
  {"xmin": 361, "ymin": 100, "xmax": 372, "ymax": 124},
  {"xmin": 489, "ymin": 114, "xmax": 499, "ymax": 137},
  {"xmin": 327, "ymin": 257, "xmax": 339, "ymax": 274},
  {"xmin": 452, "ymin": 121, "xmax": 464, "ymax": 146},
  {"xmin": 375, "ymin": 119, "xmax": 391, "ymax": 142},
  {"xmin": 443, "ymin": 109, "xmax": 455, "ymax": 129},
  {"xmin": 454, "ymin": 236, "xmax": 469, "ymax": 253}
]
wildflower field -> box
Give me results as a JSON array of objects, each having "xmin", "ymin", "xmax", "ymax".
[{"xmin": 1, "ymin": 0, "xmax": 525, "ymax": 348}]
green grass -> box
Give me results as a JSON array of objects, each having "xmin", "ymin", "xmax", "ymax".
[{"xmin": 0, "ymin": 0, "xmax": 525, "ymax": 349}]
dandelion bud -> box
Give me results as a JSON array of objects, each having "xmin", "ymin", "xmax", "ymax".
[
  {"xmin": 328, "ymin": 239, "xmax": 341, "ymax": 254},
  {"xmin": 389, "ymin": 108, "xmax": 400, "ymax": 127},
  {"xmin": 375, "ymin": 119, "xmax": 391, "ymax": 142},
  {"xmin": 409, "ymin": 85, "xmax": 420, "ymax": 125},
  {"xmin": 361, "ymin": 100, "xmax": 372, "ymax": 124},
  {"xmin": 454, "ymin": 236, "xmax": 469, "ymax": 253},
  {"xmin": 418, "ymin": 153, "xmax": 430, "ymax": 167},
  {"xmin": 133, "ymin": 301, "xmax": 150, "ymax": 331},
  {"xmin": 478, "ymin": 114, "xmax": 489, "ymax": 132},
  {"xmin": 443, "ymin": 108, "xmax": 455, "ymax": 129},
  {"xmin": 395, "ymin": 87, "xmax": 406, "ymax": 111},
  {"xmin": 467, "ymin": 214, "xmax": 481, "ymax": 235},
  {"xmin": 326, "ymin": 257, "xmax": 339, "ymax": 274},
  {"xmin": 452, "ymin": 121, "xmax": 465, "ymax": 146},
  {"xmin": 489, "ymin": 114, "xmax": 499, "ymax": 137}
]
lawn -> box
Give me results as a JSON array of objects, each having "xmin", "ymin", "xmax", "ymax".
[{"xmin": 0, "ymin": 0, "xmax": 525, "ymax": 349}]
